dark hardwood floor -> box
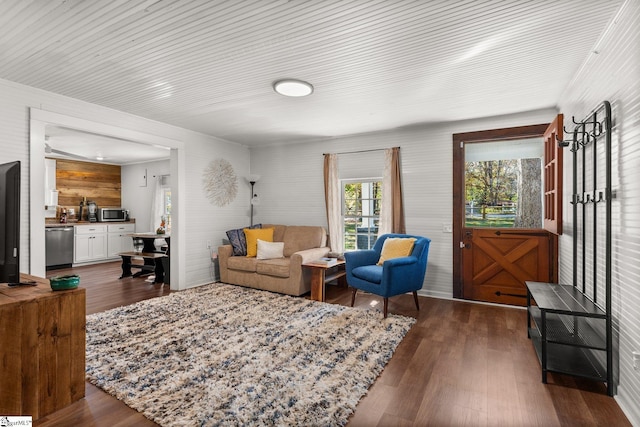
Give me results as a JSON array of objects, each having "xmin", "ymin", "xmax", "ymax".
[{"xmin": 35, "ymin": 262, "xmax": 630, "ymax": 426}]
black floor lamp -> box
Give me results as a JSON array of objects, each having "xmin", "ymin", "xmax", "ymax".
[{"xmin": 248, "ymin": 174, "xmax": 260, "ymax": 226}]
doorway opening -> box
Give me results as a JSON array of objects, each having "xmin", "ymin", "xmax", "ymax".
[{"xmin": 30, "ymin": 109, "xmax": 185, "ymax": 290}]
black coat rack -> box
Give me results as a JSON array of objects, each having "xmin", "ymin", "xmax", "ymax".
[
  {"xmin": 526, "ymin": 101, "xmax": 614, "ymax": 397},
  {"xmin": 556, "ymin": 100, "xmax": 614, "ymax": 395}
]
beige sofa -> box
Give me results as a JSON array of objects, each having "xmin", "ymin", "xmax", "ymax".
[{"xmin": 218, "ymin": 224, "xmax": 330, "ymax": 296}]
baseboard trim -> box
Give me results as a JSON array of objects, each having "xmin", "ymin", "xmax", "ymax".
[
  {"xmin": 615, "ymin": 386, "xmax": 640, "ymax": 427},
  {"xmin": 416, "ymin": 290, "xmax": 527, "ymax": 310}
]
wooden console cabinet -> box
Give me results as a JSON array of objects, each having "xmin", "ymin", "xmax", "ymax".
[{"xmin": 0, "ymin": 274, "xmax": 86, "ymax": 419}]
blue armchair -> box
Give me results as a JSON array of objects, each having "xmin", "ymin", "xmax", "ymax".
[{"xmin": 344, "ymin": 233, "xmax": 431, "ymax": 318}]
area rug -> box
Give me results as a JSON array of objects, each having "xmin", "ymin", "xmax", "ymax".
[{"xmin": 85, "ymin": 282, "xmax": 415, "ymax": 426}]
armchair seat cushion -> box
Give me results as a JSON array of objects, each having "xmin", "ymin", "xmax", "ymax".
[{"xmin": 352, "ymin": 265, "xmax": 383, "ymax": 284}]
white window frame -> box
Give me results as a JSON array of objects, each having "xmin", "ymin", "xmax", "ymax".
[
  {"xmin": 163, "ymin": 187, "xmax": 171, "ymax": 231},
  {"xmin": 341, "ymin": 178, "xmax": 382, "ymax": 250}
]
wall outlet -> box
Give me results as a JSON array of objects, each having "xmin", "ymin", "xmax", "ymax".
[
  {"xmin": 442, "ymin": 223, "xmax": 453, "ymax": 233},
  {"xmin": 633, "ymin": 351, "xmax": 640, "ymax": 370}
]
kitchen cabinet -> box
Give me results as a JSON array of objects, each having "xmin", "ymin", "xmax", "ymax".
[
  {"xmin": 107, "ymin": 223, "xmax": 136, "ymax": 257},
  {"xmin": 74, "ymin": 224, "xmax": 108, "ymax": 263},
  {"xmin": 44, "ymin": 158, "xmax": 58, "ymax": 218}
]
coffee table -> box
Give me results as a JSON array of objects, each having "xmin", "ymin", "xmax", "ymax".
[{"xmin": 303, "ymin": 259, "xmax": 346, "ymax": 302}]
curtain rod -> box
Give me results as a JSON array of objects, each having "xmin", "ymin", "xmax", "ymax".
[{"xmin": 323, "ymin": 146, "xmax": 399, "ymax": 156}]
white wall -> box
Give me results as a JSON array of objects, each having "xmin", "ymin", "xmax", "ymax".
[
  {"xmin": 0, "ymin": 77, "xmax": 249, "ymax": 290},
  {"xmin": 557, "ymin": 0, "xmax": 640, "ymax": 423},
  {"xmin": 250, "ymin": 107, "xmax": 557, "ymax": 300},
  {"xmin": 122, "ymin": 160, "xmax": 171, "ymax": 233},
  {"xmin": 183, "ymin": 137, "xmax": 250, "ymax": 286}
]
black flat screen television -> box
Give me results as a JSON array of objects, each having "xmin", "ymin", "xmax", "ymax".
[{"xmin": 0, "ymin": 160, "xmax": 20, "ymax": 284}]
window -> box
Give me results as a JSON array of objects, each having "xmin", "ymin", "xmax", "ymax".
[
  {"xmin": 464, "ymin": 137, "xmax": 544, "ymax": 228},
  {"xmin": 163, "ymin": 188, "xmax": 171, "ymax": 232},
  {"xmin": 342, "ymin": 180, "xmax": 382, "ymax": 250}
]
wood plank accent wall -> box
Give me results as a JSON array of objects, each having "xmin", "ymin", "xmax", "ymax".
[{"xmin": 54, "ymin": 159, "xmax": 122, "ymax": 209}]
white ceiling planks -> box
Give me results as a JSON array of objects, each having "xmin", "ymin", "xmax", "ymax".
[{"xmin": 0, "ymin": 0, "xmax": 625, "ymax": 150}]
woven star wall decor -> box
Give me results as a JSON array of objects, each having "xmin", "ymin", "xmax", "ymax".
[{"xmin": 202, "ymin": 158, "xmax": 238, "ymax": 207}]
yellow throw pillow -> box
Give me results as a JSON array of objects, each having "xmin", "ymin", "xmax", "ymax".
[
  {"xmin": 244, "ymin": 228, "xmax": 274, "ymax": 257},
  {"xmin": 377, "ymin": 237, "xmax": 416, "ymax": 265}
]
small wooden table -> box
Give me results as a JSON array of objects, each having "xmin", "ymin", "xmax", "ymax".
[{"xmin": 303, "ymin": 259, "xmax": 347, "ymax": 302}]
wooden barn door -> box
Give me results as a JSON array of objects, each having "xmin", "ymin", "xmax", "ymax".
[
  {"xmin": 453, "ymin": 119, "xmax": 562, "ymax": 306},
  {"xmin": 462, "ymin": 229, "xmax": 551, "ymax": 305}
]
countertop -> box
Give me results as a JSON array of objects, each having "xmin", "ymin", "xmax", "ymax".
[{"xmin": 45, "ymin": 220, "xmax": 135, "ymax": 228}]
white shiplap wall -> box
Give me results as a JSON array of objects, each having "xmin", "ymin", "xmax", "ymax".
[
  {"xmin": 121, "ymin": 160, "xmax": 171, "ymax": 233},
  {"xmin": 182, "ymin": 136, "xmax": 250, "ymax": 287},
  {"xmin": 250, "ymin": 107, "xmax": 556, "ymax": 300},
  {"xmin": 0, "ymin": 80, "xmax": 32, "ymax": 274},
  {"xmin": 558, "ymin": 0, "xmax": 640, "ymax": 422},
  {"xmin": 0, "ymin": 77, "xmax": 249, "ymax": 290}
]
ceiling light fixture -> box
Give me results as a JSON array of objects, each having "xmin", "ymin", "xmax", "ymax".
[{"xmin": 273, "ymin": 79, "xmax": 314, "ymax": 97}]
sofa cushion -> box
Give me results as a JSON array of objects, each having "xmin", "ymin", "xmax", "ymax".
[
  {"xmin": 263, "ymin": 224, "xmax": 287, "ymax": 243},
  {"xmin": 226, "ymin": 224, "xmax": 261, "ymax": 256},
  {"xmin": 244, "ymin": 228, "xmax": 274, "ymax": 257},
  {"xmin": 257, "ymin": 239, "xmax": 284, "ymax": 260},
  {"xmin": 282, "ymin": 226, "xmax": 326, "ymax": 257},
  {"xmin": 377, "ymin": 237, "xmax": 416, "ymax": 265},
  {"xmin": 227, "ymin": 256, "xmax": 258, "ymax": 272},
  {"xmin": 256, "ymin": 258, "xmax": 291, "ymax": 278}
]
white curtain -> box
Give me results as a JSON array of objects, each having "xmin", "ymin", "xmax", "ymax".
[
  {"xmin": 149, "ymin": 175, "xmax": 167, "ymax": 232},
  {"xmin": 324, "ymin": 154, "xmax": 343, "ymax": 253},
  {"xmin": 378, "ymin": 148, "xmax": 393, "ymax": 235}
]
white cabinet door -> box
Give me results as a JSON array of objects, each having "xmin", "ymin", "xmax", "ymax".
[
  {"xmin": 107, "ymin": 224, "xmax": 135, "ymax": 257},
  {"xmin": 92, "ymin": 233, "xmax": 108, "ymax": 259},
  {"xmin": 108, "ymin": 233, "xmax": 134, "ymax": 257},
  {"xmin": 74, "ymin": 234, "xmax": 108, "ymax": 263},
  {"xmin": 74, "ymin": 234, "xmax": 92, "ymax": 263},
  {"xmin": 74, "ymin": 225, "xmax": 109, "ymax": 263}
]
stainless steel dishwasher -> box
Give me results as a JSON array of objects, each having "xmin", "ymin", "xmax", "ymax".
[{"xmin": 45, "ymin": 227, "xmax": 74, "ymax": 269}]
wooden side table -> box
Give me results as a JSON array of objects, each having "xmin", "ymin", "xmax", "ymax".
[
  {"xmin": 0, "ymin": 274, "xmax": 86, "ymax": 420},
  {"xmin": 303, "ymin": 260, "xmax": 346, "ymax": 302}
]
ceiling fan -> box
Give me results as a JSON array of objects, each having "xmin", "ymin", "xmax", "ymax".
[{"xmin": 44, "ymin": 141, "xmax": 94, "ymax": 161}]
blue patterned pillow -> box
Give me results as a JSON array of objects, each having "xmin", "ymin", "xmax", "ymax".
[{"xmin": 226, "ymin": 224, "xmax": 261, "ymax": 256}]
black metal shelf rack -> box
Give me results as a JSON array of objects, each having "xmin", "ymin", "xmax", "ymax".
[{"xmin": 526, "ymin": 101, "xmax": 614, "ymax": 396}]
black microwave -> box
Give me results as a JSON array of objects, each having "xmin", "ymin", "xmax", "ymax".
[{"xmin": 98, "ymin": 207, "xmax": 127, "ymax": 222}]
